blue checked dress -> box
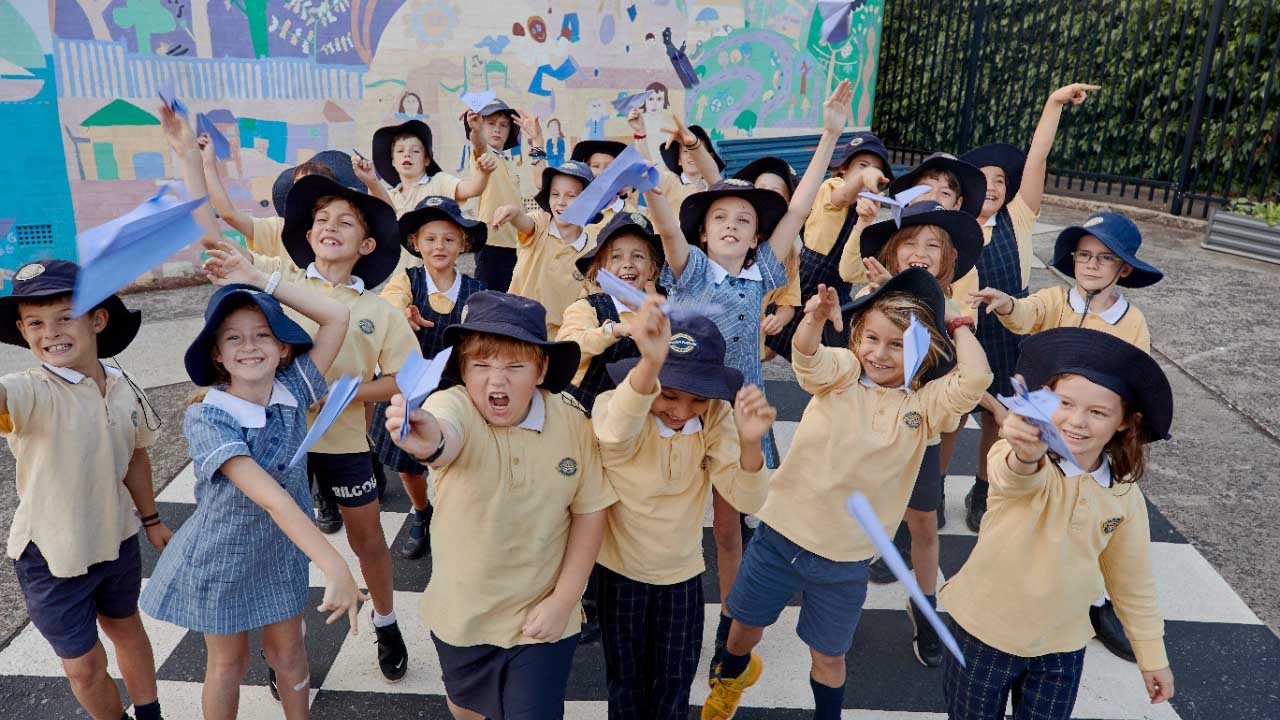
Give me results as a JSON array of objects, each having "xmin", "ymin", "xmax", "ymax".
[
  {"xmin": 661, "ymin": 244, "xmax": 786, "ymax": 467},
  {"xmin": 975, "ymin": 208, "xmax": 1028, "ymax": 398},
  {"xmin": 140, "ymin": 354, "xmax": 326, "ymax": 635}
]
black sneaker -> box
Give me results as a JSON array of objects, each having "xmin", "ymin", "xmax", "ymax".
[
  {"xmin": 374, "ymin": 618, "xmax": 409, "ymax": 682},
  {"xmin": 907, "ymin": 599, "xmax": 942, "ymax": 667},
  {"xmin": 399, "ymin": 507, "xmax": 432, "ymax": 559},
  {"xmin": 261, "ymin": 649, "xmax": 279, "ymax": 701},
  {"xmin": 964, "ymin": 484, "xmax": 987, "ymax": 533},
  {"xmin": 315, "ymin": 496, "xmax": 343, "ymax": 534},
  {"xmin": 1090, "ymin": 599, "xmax": 1136, "ymax": 662},
  {"xmin": 868, "ymin": 555, "xmax": 905, "ymax": 584}
]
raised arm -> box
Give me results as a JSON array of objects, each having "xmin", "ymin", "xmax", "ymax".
[
  {"xmin": 384, "ymin": 395, "xmax": 464, "ymax": 468},
  {"xmin": 350, "ymin": 155, "xmax": 393, "ymax": 206},
  {"xmin": 195, "ymin": 135, "xmax": 254, "ymax": 239},
  {"xmin": 793, "ymin": 284, "xmax": 843, "ymax": 357},
  {"xmin": 455, "ymin": 153, "xmax": 496, "ymax": 201},
  {"xmin": 643, "ymin": 186, "xmax": 690, "ymax": 278},
  {"xmin": 664, "ymin": 115, "xmax": 721, "ymax": 185},
  {"xmin": 829, "ymin": 164, "xmax": 889, "ymax": 209},
  {"xmin": 1022, "ymin": 83, "xmax": 1100, "ymax": 214},
  {"xmin": 769, "ymin": 80, "xmax": 853, "ymax": 259},
  {"xmin": 492, "ymin": 204, "xmax": 536, "ymax": 236},
  {"xmin": 159, "ymin": 105, "xmax": 222, "ymax": 252}
]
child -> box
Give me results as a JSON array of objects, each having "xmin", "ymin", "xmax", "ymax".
[
  {"xmin": 731, "ymin": 157, "xmax": 804, "ymax": 362},
  {"xmin": 383, "ymin": 291, "xmax": 616, "ymax": 720},
  {"xmin": 569, "ymin": 139, "xmax": 641, "ymax": 230},
  {"xmin": 940, "ymin": 328, "xmax": 1175, "ymax": 719},
  {"xmin": 464, "ymin": 100, "xmax": 532, "ymax": 292},
  {"xmin": 702, "ymin": 268, "xmax": 991, "ymax": 720},
  {"xmin": 369, "ymin": 196, "xmax": 488, "ymax": 560},
  {"xmin": 556, "ymin": 210, "xmax": 664, "ymax": 411},
  {"xmin": 631, "ymin": 109, "xmax": 724, "ymax": 210},
  {"xmin": 141, "ymin": 250, "xmax": 366, "ymax": 719},
  {"xmin": 493, "ymin": 160, "xmax": 598, "ymax": 338},
  {"xmin": 593, "ymin": 300, "xmax": 773, "ymax": 719},
  {"xmin": 0, "ymin": 260, "xmax": 169, "ymax": 720}
]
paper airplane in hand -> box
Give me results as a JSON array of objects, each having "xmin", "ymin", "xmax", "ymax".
[
  {"xmin": 559, "ymin": 145, "xmax": 659, "ymax": 227},
  {"xmin": 612, "ymin": 91, "xmax": 650, "ymax": 115},
  {"xmin": 596, "ymin": 269, "xmax": 720, "ymax": 322},
  {"xmin": 998, "ymin": 376, "xmax": 1080, "ymax": 467},
  {"xmin": 196, "ymin": 112, "xmax": 231, "ymax": 161},
  {"xmin": 900, "ymin": 312, "xmax": 931, "ymax": 390},
  {"xmin": 858, "ymin": 184, "xmax": 932, "ymax": 227},
  {"xmin": 157, "ymin": 78, "xmax": 188, "ymax": 118},
  {"xmin": 290, "ymin": 375, "xmax": 362, "ymax": 467},
  {"xmin": 395, "ymin": 347, "xmax": 453, "ymax": 442},
  {"xmin": 461, "ymin": 91, "xmax": 498, "ymax": 113}
]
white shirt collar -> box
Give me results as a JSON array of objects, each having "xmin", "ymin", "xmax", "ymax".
[
  {"xmin": 608, "ymin": 197, "xmax": 625, "ymax": 213},
  {"xmin": 679, "ymin": 172, "xmax": 695, "ymax": 185},
  {"xmin": 516, "ymin": 390, "xmax": 547, "ymax": 432},
  {"xmin": 426, "ymin": 270, "xmax": 462, "ymax": 304},
  {"xmin": 414, "ymin": 173, "xmax": 436, "ymax": 186},
  {"xmin": 548, "ymin": 220, "xmax": 590, "ymax": 252},
  {"xmin": 42, "ymin": 361, "xmax": 124, "ymax": 384},
  {"xmin": 858, "ymin": 373, "xmax": 907, "ymax": 393},
  {"xmin": 984, "ymin": 215, "xmax": 997, "ymax": 228},
  {"xmin": 202, "ymin": 383, "xmax": 299, "ymax": 429},
  {"xmin": 611, "ymin": 296, "xmax": 633, "ymax": 317},
  {"xmin": 1058, "ymin": 456, "xmax": 1113, "ymax": 489},
  {"xmin": 707, "ymin": 257, "xmax": 763, "ymax": 285},
  {"xmin": 655, "ymin": 414, "xmax": 702, "ymax": 438},
  {"xmin": 1068, "ymin": 286, "xmax": 1128, "ymax": 325},
  {"xmin": 306, "ymin": 263, "xmax": 366, "ymax": 294}
]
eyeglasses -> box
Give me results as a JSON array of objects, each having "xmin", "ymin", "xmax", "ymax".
[{"xmin": 1072, "ymin": 250, "xmax": 1121, "ymax": 267}]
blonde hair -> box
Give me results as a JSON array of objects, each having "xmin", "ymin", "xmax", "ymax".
[
  {"xmin": 878, "ymin": 225, "xmax": 959, "ymax": 296},
  {"xmin": 850, "ymin": 291, "xmax": 954, "ymax": 391},
  {"xmin": 459, "ymin": 333, "xmax": 546, "ymax": 367}
]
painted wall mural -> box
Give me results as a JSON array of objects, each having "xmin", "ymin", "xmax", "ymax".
[{"xmin": 0, "ymin": 0, "xmax": 883, "ymax": 291}]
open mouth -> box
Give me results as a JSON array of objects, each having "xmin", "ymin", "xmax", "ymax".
[
  {"xmin": 985, "ymin": 194, "xmax": 999, "ymax": 202},
  {"xmin": 616, "ymin": 271, "xmax": 639, "ymax": 283},
  {"xmin": 401, "ymin": 161, "xmax": 414, "ymax": 169},
  {"xmin": 236, "ymin": 357, "xmax": 265, "ymax": 367},
  {"xmin": 488, "ymin": 392, "xmax": 510, "ymax": 413},
  {"xmin": 318, "ymin": 235, "xmax": 343, "ymax": 248},
  {"xmin": 866, "ymin": 359, "xmax": 894, "ymax": 372},
  {"xmin": 908, "ymin": 261, "xmax": 931, "ymax": 270},
  {"xmin": 1062, "ymin": 429, "xmax": 1088, "ymax": 442},
  {"xmin": 43, "ymin": 343, "xmax": 72, "ymax": 355}
]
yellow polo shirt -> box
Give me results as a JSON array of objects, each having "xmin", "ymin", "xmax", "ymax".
[
  {"xmin": 388, "ymin": 173, "xmax": 463, "ymax": 218},
  {"xmin": 837, "ymin": 221, "xmax": 868, "ymax": 285},
  {"xmin": 950, "ymin": 193, "xmax": 1039, "ymax": 318},
  {"xmin": 471, "ymin": 149, "xmax": 520, "ymax": 250},
  {"xmin": 803, "ymin": 178, "xmax": 851, "ymax": 255},
  {"xmin": 509, "ymin": 210, "xmax": 592, "ymax": 338},
  {"xmin": 940, "ymin": 441, "xmax": 1168, "ymax": 671},
  {"xmin": 592, "ymin": 375, "xmax": 768, "ymax": 584},
  {"xmin": 585, "ymin": 196, "xmax": 643, "ymax": 238},
  {"xmin": 422, "ymin": 386, "xmax": 616, "ymax": 648},
  {"xmin": 253, "ymin": 256, "xmax": 417, "ymax": 454},
  {"xmin": 755, "ymin": 345, "xmax": 990, "ymax": 561},
  {"xmin": 556, "ymin": 296, "xmax": 636, "ymax": 385},
  {"xmin": 1, "ymin": 363, "xmax": 157, "ymax": 577},
  {"xmin": 999, "ymin": 285, "xmax": 1151, "ymax": 353},
  {"xmin": 250, "ymin": 216, "xmax": 289, "ymax": 261},
  {"xmin": 657, "ymin": 169, "xmax": 705, "ymax": 213}
]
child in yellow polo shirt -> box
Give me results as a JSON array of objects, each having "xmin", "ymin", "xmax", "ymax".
[
  {"xmin": 940, "ymin": 328, "xmax": 1176, "ymax": 719},
  {"xmin": 702, "ymin": 268, "xmax": 991, "ymax": 720},
  {"xmin": 384, "ymin": 291, "xmax": 616, "ymax": 720},
  {"xmin": 465, "ymin": 100, "xmax": 530, "ymax": 292},
  {"xmin": 494, "ymin": 160, "xmax": 598, "ymax": 338},
  {"xmin": 592, "ymin": 298, "xmax": 773, "ymax": 719}
]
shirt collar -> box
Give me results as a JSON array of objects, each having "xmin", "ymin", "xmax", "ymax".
[
  {"xmin": 414, "ymin": 173, "xmax": 436, "ymax": 186},
  {"xmin": 655, "ymin": 414, "xmax": 703, "ymax": 438},
  {"xmin": 1068, "ymin": 286, "xmax": 1128, "ymax": 325},
  {"xmin": 426, "ymin": 270, "xmax": 462, "ymax": 303},
  {"xmin": 516, "ymin": 390, "xmax": 547, "ymax": 432},
  {"xmin": 679, "ymin": 172, "xmax": 695, "ymax": 185},
  {"xmin": 306, "ymin": 263, "xmax": 366, "ymax": 294},
  {"xmin": 608, "ymin": 196, "xmax": 625, "ymax": 213},
  {"xmin": 202, "ymin": 383, "xmax": 299, "ymax": 429},
  {"xmin": 707, "ymin": 257, "xmax": 763, "ymax": 285},
  {"xmin": 858, "ymin": 373, "xmax": 907, "ymax": 393},
  {"xmin": 1058, "ymin": 456, "xmax": 1113, "ymax": 489},
  {"xmin": 984, "ymin": 215, "xmax": 997, "ymax": 228},
  {"xmin": 42, "ymin": 361, "xmax": 124, "ymax": 384},
  {"xmin": 548, "ymin": 220, "xmax": 590, "ymax": 252},
  {"xmin": 611, "ymin": 295, "xmax": 633, "ymax": 317}
]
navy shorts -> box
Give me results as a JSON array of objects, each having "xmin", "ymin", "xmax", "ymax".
[
  {"xmin": 432, "ymin": 632, "xmax": 579, "ymax": 720},
  {"xmin": 308, "ymin": 451, "xmax": 378, "ymax": 508},
  {"xmin": 907, "ymin": 443, "xmax": 943, "ymax": 512},
  {"xmin": 725, "ymin": 523, "xmax": 868, "ymax": 657},
  {"xmin": 15, "ymin": 534, "xmax": 142, "ymax": 659}
]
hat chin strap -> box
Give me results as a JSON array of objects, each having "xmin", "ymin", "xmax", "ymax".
[
  {"xmin": 1076, "ymin": 265, "xmax": 1126, "ymax": 326},
  {"xmin": 112, "ymin": 356, "xmax": 163, "ymax": 432}
]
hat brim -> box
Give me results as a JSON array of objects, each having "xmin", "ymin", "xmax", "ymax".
[
  {"xmin": 398, "ymin": 207, "xmax": 488, "ymax": 257},
  {"xmin": 184, "ymin": 285, "xmax": 314, "ymax": 386},
  {"xmin": 1015, "ymin": 327, "xmax": 1172, "ymax": 442},
  {"xmin": 373, "ymin": 120, "xmax": 443, "ymax": 188},
  {"xmin": 571, "ymin": 140, "xmax": 627, "ymax": 163},
  {"xmin": 830, "ymin": 145, "xmax": 895, "ymax": 180},
  {"xmin": 888, "ymin": 157, "xmax": 987, "ymax": 218},
  {"xmin": 678, "ymin": 186, "xmax": 789, "ymax": 246},
  {"xmin": 271, "ymin": 150, "xmax": 364, "ymax": 217},
  {"xmin": 733, "ymin": 157, "xmax": 799, "ymax": 197},
  {"xmin": 861, "ymin": 209, "xmax": 984, "ymax": 281},
  {"xmin": 960, "ymin": 143, "xmax": 1026, "ymax": 204},
  {"xmin": 1050, "ymin": 227, "xmax": 1164, "ymax": 288},
  {"xmin": 605, "ymin": 356, "xmax": 744, "ymax": 403},
  {"xmin": 462, "ymin": 104, "xmax": 522, "ymax": 151},
  {"xmin": 282, "ymin": 176, "xmax": 402, "ymax": 287},
  {"xmin": 440, "ymin": 322, "xmax": 581, "ymax": 393},
  {"xmin": 534, "ymin": 166, "xmax": 595, "ymax": 216},
  {"xmin": 575, "ymin": 222, "xmax": 664, "ymax": 275},
  {"xmin": 840, "ymin": 267, "xmax": 955, "ymax": 383},
  {"xmin": 660, "ymin": 126, "xmax": 726, "ymax": 174},
  {"xmin": 0, "ymin": 292, "xmax": 141, "ymax": 358}
]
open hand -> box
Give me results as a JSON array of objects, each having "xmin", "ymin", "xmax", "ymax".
[
  {"xmin": 968, "ymin": 287, "xmax": 1014, "ymax": 315},
  {"xmin": 661, "ymin": 114, "xmax": 697, "ymax": 150},
  {"xmin": 491, "ymin": 205, "xmax": 520, "ymax": 229},
  {"xmin": 514, "ymin": 110, "xmax": 543, "ymax": 145},
  {"xmin": 734, "ymin": 384, "xmax": 777, "ymax": 444},
  {"xmin": 1049, "ymin": 83, "xmax": 1101, "ymax": 107},
  {"xmin": 202, "ymin": 241, "xmax": 265, "ymax": 287},
  {"xmin": 803, "ymin": 284, "xmax": 843, "ymax": 332},
  {"xmin": 318, "ymin": 566, "xmax": 369, "ymax": 635},
  {"xmin": 862, "ymin": 256, "xmax": 892, "ymax": 292},
  {"xmin": 405, "ymin": 305, "xmax": 435, "ymax": 331},
  {"xmin": 822, "ymin": 79, "xmax": 853, "ymax": 134}
]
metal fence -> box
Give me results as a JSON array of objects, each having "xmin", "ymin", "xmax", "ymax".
[{"xmin": 872, "ymin": 0, "xmax": 1280, "ymax": 218}]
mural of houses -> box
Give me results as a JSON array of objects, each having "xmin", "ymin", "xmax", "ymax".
[{"xmin": 78, "ymin": 99, "xmax": 168, "ymax": 181}]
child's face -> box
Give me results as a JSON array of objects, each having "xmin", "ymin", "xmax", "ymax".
[
  {"xmin": 890, "ymin": 226, "xmax": 947, "ymax": 280},
  {"xmin": 701, "ymin": 197, "xmax": 760, "ymax": 265},
  {"xmin": 413, "ymin": 220, "xmax": 465, "ymax": 275},
  {"xmin": 482, "ymin": 114, "xmax": 511, "ymax": 149},
  {"xmin": 587, "ymin": 152, "xmax": 614, "ymax": 176},
  {"xmin": 855, "ymin": 309, "xmax": 906, "ymax": 388},
  {"xmin": 393, "ymin": 136, "xmax": 428, "ymax": 181},
  {"xmin": 677, "ymin": 144, "xmax": 700, "ymax": 176},
  {"xmin": 650, "ymin": 386, "xmax": 710, "ymax": 431},
  {"xmin": 461, "ymin": 350, "xmax": 549, "ymax": 427},
  {"xmin": 980, "ymin": 166, "xmax": 1006, "ymax": 217},
  {"xmin": 602, "ymin": 235, "xmax": 657, "ymax": 290},
  {"xmin": 307, "ymin": 199, "xmax": 376, "ymax": 267},
  {"xmin": 838, "ymin": 152, "xmax": 883, "ymax": 181},
  {"xmin": 1073, "ymin": 234, "xmax": 1131, "ymax": 293},
  {"xmin": 16, "ymin": 297, "xmax": 106, "ymax": 369},
  {"xmin": 753, "ymin": 172, "xmax": 792, "ymax": 202},
  {"xmin": 1050, "ymin": 374, "xmax": 1127, "ymax": 469},
  {"xmin": 212, "ymin": 306, "xmax": 289, "ymax": 385},
  {"xmin": 914, "ymin": 172, "xmax": 961, "ymax": 210},
  {"xmin": 548, "ymin": 175, "xmax": 586, "ymax": 220}
]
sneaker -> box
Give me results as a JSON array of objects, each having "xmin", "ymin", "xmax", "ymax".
[
  {"xmin": 907, "ymin": 599, "xmax": 942, "ymax": 667},
  {"xmin": 261, "ymin": 649, "xmax": 280, "ymax": 701},
  {"xmin": 702, "ymin": 653, "xmax": 763, "ymax": 719},
  {"xmin": 869, "ymin": 555, "xmax": 905, "ymax": 584},
  {"xmin": 1090, "ymin": 599, "xmax": 1136, "ymax": 662},
  {"xmin": 374, "ymin": 618, "xmax": 409, "ymax": 682},
  {"xmin": 315, "ymin": 497, "xmax": 343, "ymax": 534},
  {"xmin": 964, "ymin": 485, "xmax": 986, "ymax": 533},
  {"xmin": 706, "ymin": 642, "xmax": 725, "ymax": 688},
  {"xmin": 399, "ymin": 507, "xmax": 431, "ymax": 559}
]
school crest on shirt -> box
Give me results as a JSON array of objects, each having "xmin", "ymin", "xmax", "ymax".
[
  {"xmin": 573, "ymin": 268, "xmax": 585, "ymax": 282},
  {"xmin": 1102, "ymin": 517, "xmax": 1124, "ymax": 534},
  {"xmin": 558, "ymin": 457, "xmax": 579, "ymax": 476},
  {"xmin": 559, "ymin": 392, "xmax": 587, "ymax": 415},
  {"xmin": 903, "ymin": 411, "xmax": 923, "ymax": 429},
  {"xmin": 130, "ymin": 410, "xmax": 140, "ymax": 428},
  {"xmin": 358, "ymin": 318, "xmax": 375, "ymax": 335}
]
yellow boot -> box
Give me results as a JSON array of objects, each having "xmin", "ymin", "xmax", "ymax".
[{"xmin": 701, "ymin": 653, "xmax": 763, "ymax": 720}]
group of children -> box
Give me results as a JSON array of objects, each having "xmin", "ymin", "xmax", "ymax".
[{"xmin": 0, "ymin": 78, "xmax": 1179, "ymax": 720}]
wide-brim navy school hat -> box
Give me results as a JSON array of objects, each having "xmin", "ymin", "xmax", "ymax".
[
  {"xmin": 960, "ymin": 143, "xmax": 1025, "ymax": 207},
  {"xmin": 830, "ymin": 131, "xmax": 894, "ymax": 179},
  {"xmin": 660, "ymin": 124, "xmax": 726, "ymax": 175},
  {"xmin": 372, "ymin": 119, "xmax": 444, "ymax": 187},
  {"xmin": 571, "ymin": 140, "xmax": 627, "ymax": 164},
  {"xmin": 678, "ymin": 179, "xmax": 789, "ymax": 247},
  {"xmin": 184, "ymin": 283, "xmax": 314, "ymax": 387},
  {"xmin": 1016, "ymin": 327, "xmax": 1173, "ymax": 442},
  {"xmin": 576, "ymin": 210, "xmax": 664, "ymax": 276},
  {"xmin": 271, "ymin": 150, "xmax": 363, "ymax": 217},
  {"xmin": 1051, "ymin": 212, "xmax": 1163, "ymax": 288},
  {"xmin": 860, "ymin": 202, "xmax": 984, "ymax": 281},
  {"xmin": 733, "ymin": 156, "xmax": 800, "ymax": 198},
  {"xmin": 841, "ymin": 266, "xmax": 955, "ymax": 384},
  {"xmin": 606, "ymin": 314, "xmax": 744, "ymax": 403},
  {"xmin": 0, "ymin": 259, "xmax": 141, "ymax": 358},
  {"xmin": 534, "ymin": 161, "xmax": 598, "ymax": 220},
  {"xmin": 888, "ymin": 153, "xmax": 987, "ymax": 218},
  {"xmin": 398, "ymin": 196, "xmax": 487, "ymax": 257},
  {"xmin": 282, "ymin": 175, "xmax": 402, "ymax": 288},
  {"xmin": 441, "ymin": 291, "xmax": 581, "ymax": 393},
  {"xmin": 461, "ymin": 100, "xmax": 522, "ymax": 151}
]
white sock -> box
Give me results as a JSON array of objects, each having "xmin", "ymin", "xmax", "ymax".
[
  {"xmin": 1092, "ymin": 593, "xmax": 1109, "ymax": 608},
  {"xmin": 372, "ymin": 608, "xmax": 397, "ymax": 628}
]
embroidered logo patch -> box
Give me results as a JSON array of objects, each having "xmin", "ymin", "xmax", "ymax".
[
  {"xmin": 459, "ymin": 305, "xmax": 470, "ymax": 323},
  {"xmin": 850, "ymin": 137, "xmax": 864, "ymax": 147},
  {"xmin": 669, "ymin": 333, "xmax": 697, "ymax": 354},
  {"xmin": 723, "ymin": 178, "xmax": 752, "ymax": 188},
  {"xmin": 1084, "ymin": 216, "xmax": 1105, "ymax": 228},
  {"xmin": 573, "ymin": 269, "xmax": 584, "ymax": 281},
  {"xmin": 560, "ymin": 393, "xmax": 587, "ymax": 414},
  {"xmin": 630, "ymin": 212, "xmax": 649, "ymax": 228},
  {"xmin": 939, "ymin": 152, "xmax": 957, "ymax": 160},
  {"xmin": 903, "ymin": 411, "xmax": 923, "ymax": 429},
  {"xmin": 1102, "ymin": 517, "xmax": 1123, "ymax": 534},
  {"xmin": 14, "ymin": 263, "xmax": 45, "ymax": 282},
  {"xmin": 426, "ymin": 197, "xmax": 444, "ymax": 207},
  {"xmin": 358, "ymin": 319, "xmax": 375, "ymax": 335},
  {"xmin": 130, "ymin": 410, "xmax": 140, "ymax": 428},
  {"xmin": 558, "ymin": 457, "xmax": 579, "ymax": 476},
  {"xmin": 562, "ymin": 161, "xmax": 583, "ymax": 172}
]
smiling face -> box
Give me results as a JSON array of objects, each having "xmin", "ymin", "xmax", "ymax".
[
  {"xmin": 1072, "ymin": 234, "xmax": 1132, "ymax": 294},
  {"xmin": 752, "ymin": 172, "xmax": 792, "ymax": 202},
  {"xmin": 547, "ymin": 174, "xmax": 586, "ymax": 220},
  {"xmin": 700, "ymin": 196, "xmax": 760, "ymax": 269},
  {"xmin": 650, "ymin": 386, "xmax": 710, "ymax": 432},
  {"xmin": 853, "ymin": 309, "xmax": 906, "ymax": 388},
  {"xmin": 979, "ymin": 166, "xmax": 1006, "ymax": 217},
  {"xmin": 882, "ymin": 225, "xmax": 957, "ymax": 290},
  {"xmin": 412, "ymin": 219, "xmax": 465, "ymax": 275},
  {"xmin": 16, "ymin": 296, "xmax": 106, "ymax": 370},
  {"xmin": 392, "ymin": 134, "xmax": 428, "ymax": 183},
  {"xmin": 482, "ymin": 113, "xmax": 512, "ymax": 149},
  {"xmin": 597, "ymin": 234, "xmax": 658, "ymax": 289},
  {"xmin": 913, "ymin": 170, "xmax": 962, "ymax": 210},
  {"xmin": 211, "ymin": 305, "xmax": 290, "ymax": 386},
  {"xmin": 307, "ymin": 198, "xmax": 377, "ymax": 269},
  {"xmin": 586, "ymin": 152, "xmax": 615, "ymax": 176},
  {"xmin": 1049, "ymin": 373, "xmax": 1128, "ymax": 472},
  {"xmin": 459, "ymin": 334, "xmax": 549, "ymax": 427}
]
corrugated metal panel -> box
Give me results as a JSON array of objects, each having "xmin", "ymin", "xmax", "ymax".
[{"xmin": 1202, "ymin": 211, "xmax": 1280, "ymax": 265}]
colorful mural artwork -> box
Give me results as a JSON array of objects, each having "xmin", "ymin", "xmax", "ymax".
[{"xmin": 0, "ymin": 0, "xmax": 883, "ymax": 290}]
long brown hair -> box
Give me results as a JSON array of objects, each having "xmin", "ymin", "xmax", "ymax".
[
  {"xmin": 878, "ymin": 225, "xmax": 958, "ymax": 296},
  {"xmin": 849, "ymin": 291, "xmax": 954, "ymax": 391},
  {"xmin": 1047, "ymin": 373, "xmax": 1148, "ymax": 483}
]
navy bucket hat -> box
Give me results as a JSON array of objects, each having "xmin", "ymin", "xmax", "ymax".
[
  {"xmin": 830, "ymin": 131, "xmax": 894, "ymax": 179},
  {"xmin": 660, "ymin": 124, "xmax": 726, "ymax": 175},
  {"xmin": 1016, "ymin": 327, "xmax": 1173, "ymax": 442},
  {"xmin": 184, "ymin": 283, "xmax": 314, "ymax": 387},
  {"xmin": 271, "ymin": 150, "xmax": 363, "ymax": 217},
  {"xmin": 733, "ymin": 156, "xmax": 800, "ymax": 199},
  {"xmin": 888, "ymin": 153, "xmax": 987, "ymax": 218},
  {"xmin": 571, "ymin": 140, "xmax": 628, "ymax": 164},
  {"xmin": 860, "ymin": 202, "xmax": 984, "ymax": 282},
  {"xmin": 372, "ymin": 119, "xmax": 444, "ymax": 187},
  {"xmin": 841, "ymin": 267, "xmax": 955, "ymax": 384},
  {"xmin": 281, "ymin": 175, "xmax": 402, "ymax": 288},
  {"xmin": 0, "ymin": 259, "xmax": 141, "ymax": 358},
  {"xmin": 960, "ymin": 143, "xmax": 1026, "ymax": 206},
  {"xmin": 606, "ymin": 314, "xmax": 744, "ymax": 403},
  {"xmin": 534, "ymin": 161, "xmax": 597, "ymax": 218},
  {"xmin": 575, "ymin": 211, "xmax": 663, "ymax": 276},
  {"xmin": 462, "ymin": 100, "xmax": 522, "ymax": 152},
  {"xmin": 678, "ymin": 178, "xmax": 789, "ymax": 247},
  {"xmin": 1051, "ymin": 212, "xmax": 1163, "ymax": 288},
  {"xmin": 441, "ymin": 291, "xmax": 581, "ymax": 393},
  {"xmin": 398, "ymin": 196, "xmax": 487, "ymax": 257}
]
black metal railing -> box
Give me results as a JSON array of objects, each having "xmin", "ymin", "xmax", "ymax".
[{"xmin": 873, "ymin": 0, "xmax": 1280, "ymax": 218}]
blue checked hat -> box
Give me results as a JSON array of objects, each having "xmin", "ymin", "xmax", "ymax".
[
  {"xmin": 830, "ymin": 131, "xmax": 894, "ymax": 179},
  {"xmin": 860, "ymin": 201, "xmax": 984, "ymax": 281},
  {"xmin": 372, "ymin": 119, "xmax": 444, "ymax": 187},
  {"xmin": 606, "ymin": 314, "xmax": 744, "ymax": 403},
  {"xmin": 960, "ymin": 143, "xmax": 1026, "ymax": 207},
  {"xmin": 841, "ymin": 267, "xmax": 955, "ymax": 383},
  {"xmin": 281, "ymin": 175, "xmax": 402, "ymax": 288},
  {"xmin": 441, "ymin": 291, "xmax": 581, "ymax": 392},
  {"xmin": 0, "ymin": 259, "xmax": 141, "ymax": 358},
  {"xmin": 461, "ymin": 99, "xmax": 522, "ymax": 151},
  {"xmin": 271, "ymin": 150, "xmax": 363, "ymax": 217},
  {"xmin": 660, "ymin": 124, "xmax": 726, "ymax": 175},
  {"xmin": 398, "ymin": 196, "xmax": 487, "ymax": 257},
  {"xmin": 534, "ymin": 161, "xmax": 597, "ymax": 219},
  {"xmin": 576, "ymin": 210, "xmax": 663, "ymax": 276},
  {"xmin": 1016, "ymin": 327, "xmax": 1173, "ymax": 442},
  {"xmin": 1051, "ymin": 212, "xmax": 1163, "ymax": 288},
  {"xmin": 733, "ymin": 156, "xmax": 800, "ymax": 198},
  {"xmin": 888, "ymin": 152, "xmax": 987, "ymax": 218},
  {"xmin": 571, "ymin": 140, "xmax": 627, "ymax": 164},
  {"xmin": 184, "ymin": 283, "xmax": 314, "ymax": 387}
]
